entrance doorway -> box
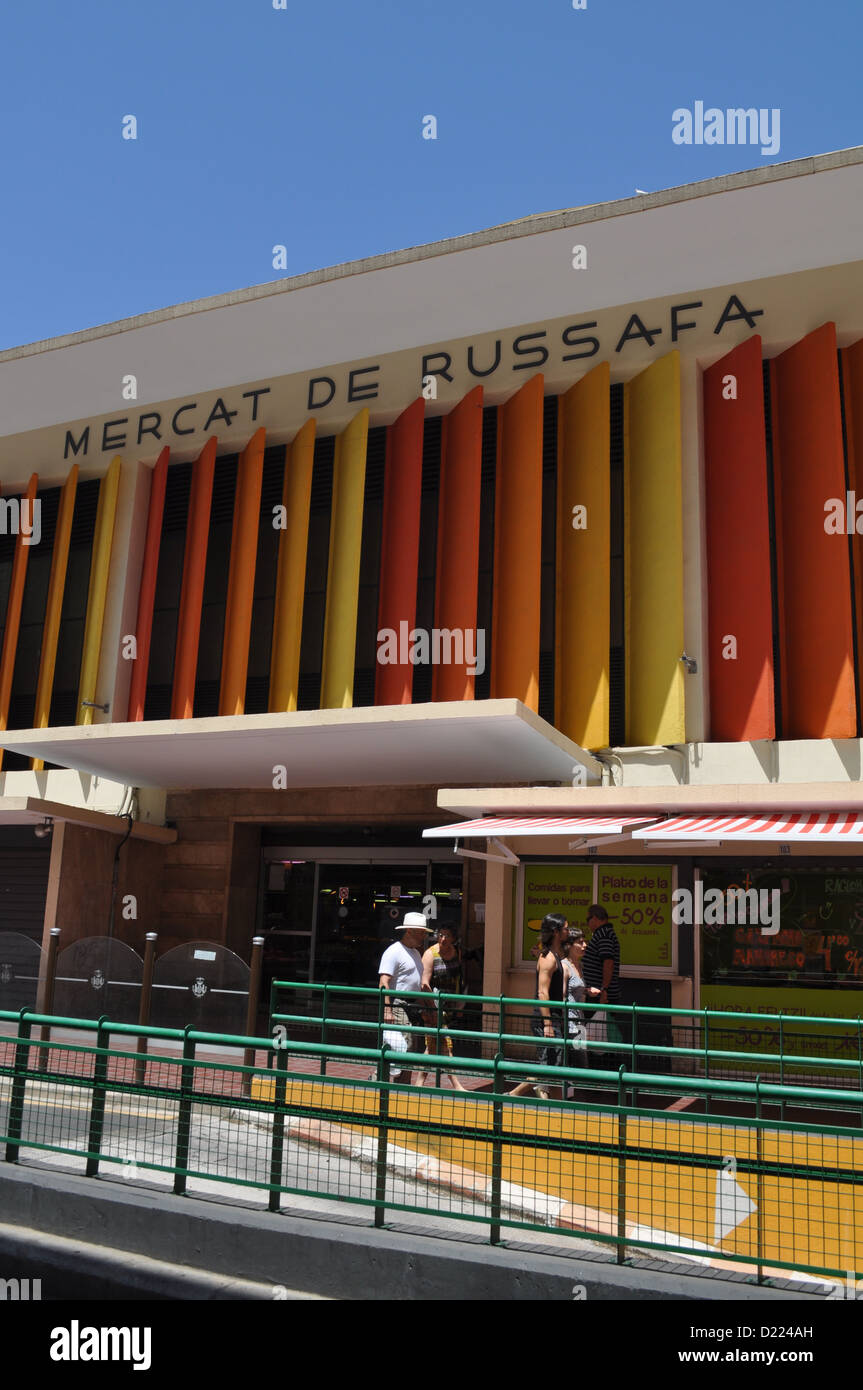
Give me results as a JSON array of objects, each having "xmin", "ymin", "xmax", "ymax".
[{"xmin": 259, "ymin": 848, "xmax": 465, "ymax": 1006}]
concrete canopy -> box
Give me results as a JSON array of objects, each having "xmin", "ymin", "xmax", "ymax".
[{"xmin": 0, "ymin": 700, "xmax": 599, "ymax": 792}]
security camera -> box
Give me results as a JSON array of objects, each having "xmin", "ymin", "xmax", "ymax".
[{"xmin": 34, "ymin": 818, "xmax": 53, "ymax": 839}]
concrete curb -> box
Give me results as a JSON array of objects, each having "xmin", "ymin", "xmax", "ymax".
[{"xmin": 0, "ymin": 1161, "xmax": 822, "ymax": 1301}]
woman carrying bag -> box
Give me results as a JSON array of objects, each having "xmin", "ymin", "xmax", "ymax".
[{"xmin": 561, "ymin": 928, "xmax": 601, "ymax": 1097}]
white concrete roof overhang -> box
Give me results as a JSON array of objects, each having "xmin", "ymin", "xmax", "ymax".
[
  {"xmin": 0, "ymin": 701, "xmax": 600, "ymax": 791},
  {"xmin": 0, "ymin": 796, "xmax": 176, "ymax": 843}
]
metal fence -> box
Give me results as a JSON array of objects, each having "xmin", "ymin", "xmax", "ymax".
[
  {"xmin": 1, "ymin": 1004, "xmax": 862, "ymax": 1288},
  {"xmin": 270, "ymin": 980, "xmax": 863, "ymax": 1100}
]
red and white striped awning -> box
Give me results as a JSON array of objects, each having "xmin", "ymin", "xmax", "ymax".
[
  {"xmin": 423, "ymin": 815, "xmax": 658, "ymax": 839},
  {"xmin": 634, "ymin": 812, "xmax": 863, "ymax": 842}
]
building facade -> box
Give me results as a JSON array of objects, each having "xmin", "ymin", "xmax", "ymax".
[{"xmin": 1, "ymin": 147, "xmax": 863, "ymax": 1042}]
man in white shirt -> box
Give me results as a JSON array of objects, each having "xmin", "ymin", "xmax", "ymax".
[{"xmin": 378, "ymin": 911, "xmax": 435, "ymax": 1082}]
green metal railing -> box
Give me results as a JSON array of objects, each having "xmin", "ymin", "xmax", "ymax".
[
  {"xmin": 269, "ymin": 979, "xmax": 863, "ymax": 1099},
  {"xmin": 1, "ymin": 1004, "xmax": 862, "ymax": 1288}
]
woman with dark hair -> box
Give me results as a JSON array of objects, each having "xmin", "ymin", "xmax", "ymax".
[
  {"xmin": 509, "ymin": 912, "xmax": 568, "ymax": 1099},
  {"xmin": 561, "ymin": 927, "xmax": 601, "ymax": 1096},
  {"xmin": 421, "ymin": 924, "xmax": 468, "ymax": 1090}
]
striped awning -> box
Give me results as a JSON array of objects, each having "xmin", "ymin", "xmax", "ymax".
[
  {"xmin": 423, "ymin": 815, "xmax": 658, "ymax": 839},
  {"xmin": 634, "ymin": 812, "xmax": 863, "ymax": 842}
]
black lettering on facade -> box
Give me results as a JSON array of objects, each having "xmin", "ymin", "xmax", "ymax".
[
  {"xmin": 348, "ymin": 365, "xmax": 380, "ymax": 403},
  {"xmin": 467, "ymin": 340, "xmax": 502, "ymax": 378},
  {"xmin": 615, "ymin": 315, "xmax": 662, "ymax": 352},
  {"xmin": 307, "ymin": 376, "xmax": 336, "ymax": 410},
  {"xmin": 671, "ymin": 301, "xmax": 702, "ymax": 342},
  {"xmin": 64, "ymin": 426, "xmax": 90, "ymax": 459},
  {"xmin": 137, "ymin": 412, "xmax": 162, "ymax": 444},
  {"xmin": 713, "ymin": 294, "xmax": 764, "ymax": 335},
  {"xmin": 241, "ymin": 387, "xmax": 271, "ymax": 420},
  {"xmin": 102, "ymin": 418, "xmax": 128, "ymax": 451},
  {"xmin": 512, "ymin": 331, "xmax": 549, "ymax": 370},
  {"xmin": 561, "ymin": 322, "xmax": 600, "ymax": 361},
  {"xmin": 202, "ymin": 397, "xmax": 238, "ymax": 431},
  {"xmin": 421, "ymin": 352, "xmax": 453, "ymax": 383},
  {"xmin": 172, "ymin": 403, "xmax": 197, "ymax": 435}
]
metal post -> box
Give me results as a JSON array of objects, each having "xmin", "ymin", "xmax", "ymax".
[
  {"xmin": 616, "ymin": 1066, "xmax": 627, "ymax": 1264},
  {"xmin": 268, "ymin": 1045, "xmax": 289, "ymax": 1213},
  {"xmin": 490, "ymin": 1053, "xmax": 503, "ymax": 1244},
  {"xmin": 135, "ymin": 932, "xmax": 158, "ymax": 1085},
  {"xmin": 778, "ymin": 1011, "xmax": 785, "ymax": 1121},
  {"xmin": 857, "ymin": 1018, "xmax": 863, "ymax": 1129},
  {"xmin": 374, "ymin": 1051, "xmax": 390, "ymax": 1228},
  {"xmin": 5, "ymin": 1011, "xmax": 33, "ymax": 1163},
  {"xmin": 85, "ymin": 1016, "xmax": 110, "ymax": 1178},
  {"xmin": 703, "ymin": 1009, "xmax": 711, "ymax": 1115},
  {"xmin": 242, "ymin": 936, "xmax": 265, "ymax": 1096},
  {"xmin": 376, "ymin": 984, "xmax": 385, "ymax": 1049},
  {"xmin": 37, "ymin": 927, "xmax": 61, "ymax": 1073},
  {"xmin": 755, "ymin": 1074, "xmax": 764, "ymax": 1285},
  {"xmin": 320, "ymin": 982, "xmax": 328, "ymax": 1077},
  {"xmin": 173, "ymin": 1027, "xmax": 196, "ymax": 1195}
]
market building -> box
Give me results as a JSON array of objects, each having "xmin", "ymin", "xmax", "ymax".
[{"xmin": 1, "ymin": 145, "xmax": 863, "ymax": 1046}]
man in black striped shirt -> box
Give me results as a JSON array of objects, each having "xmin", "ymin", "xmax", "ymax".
[{"xmin": 582, "ymin": 904, "xmax": 628, "ymax": 1073}]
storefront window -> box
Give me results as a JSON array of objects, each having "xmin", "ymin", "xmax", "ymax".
[
  {"xmin": 520, "ymin": 862, "xmax": 675, "ymax": 967},
  {"xmin": 699, "ymin": 864, "xmax": 863, "ymax": 1061},
  {"xmin": 700, "ymin": 865, "xmax": 863, "ymax": 993}
]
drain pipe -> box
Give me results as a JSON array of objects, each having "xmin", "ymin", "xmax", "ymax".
[{"xmin": 107, "ymin": 811, "xmax": 135, "ymax": 943}]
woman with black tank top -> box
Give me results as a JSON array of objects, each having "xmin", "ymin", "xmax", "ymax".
[{"xmin": 509, "ymin": 913, "xmax": 568, "ymax": 1100}]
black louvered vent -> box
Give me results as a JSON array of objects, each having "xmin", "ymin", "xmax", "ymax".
[
  {"xmin": 542, "ymin": 394, "xmax": 557, "ymax": 476},
  {"xmin": 363, "ymin": 426, "xmax": 387, "ymax": 502},
  {"xmin": 422, "ymin": 416, "xmax": 442, "ymax": 492},
  {"xmin": 311, "ymin": 436, "xmax": 335, "ymax": 510},
  {"xmin": 538, "ymin": 650, "xmax": 554, "ymax": 724},
  {"xmin": 244, "ymin": 675, "xmax": 269, "ymax": 714},
  {"xmin": 210, "ymin": 454, "xmax": 238, "ymax": 525},
  {"xmin": 162, "ymin": 461, "xmax": 192, "ymax": 531},
  {"xmin": 481, "ymin": 406, "xmax": 497, "ymax": 486},
  {"xmin": 610, "ymin": 384, "xmax": 624, "ymax": 471},
  {"xmin": 192, "ymin": 679, "xmax": 220, "ymax": 719},
  {"xmin": 143, "ymin": 685, "xmax": 172, "ymax": 721},
  {"xmin": 609, "ymin": 645, "xmax": 625, "ymax": 746},
  {"xmin": 297, "ymin": 671, "xmax": 321, "ymax": 710},
  {"xmin": 353, "ymin": 666, "xmax": 375, "ymax": 707},
  {"xmin": 260, "ymin": 443, "xmax": 288, "ymax": 514},
  {"xmin": 70, "ymin": 478, "xmax": 100, "ymax": 547}
]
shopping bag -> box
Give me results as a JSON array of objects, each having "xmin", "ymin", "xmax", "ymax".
[{"xmin": 382, "ymin": 1029, "xmax": 409, "ymax": 1052}]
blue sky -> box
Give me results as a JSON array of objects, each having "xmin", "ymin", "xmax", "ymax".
[{"xmin": 0, "ymin": 0, "xmax": 860, "ymax": 349}]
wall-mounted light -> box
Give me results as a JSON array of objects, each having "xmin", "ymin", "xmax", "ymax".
[{"xmin": 679, "ymin": 652, "xmax": 698, "ymax": 675}]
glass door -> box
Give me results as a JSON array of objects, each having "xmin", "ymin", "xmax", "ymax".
[{"xmin": 313, "ymin": 863, "xmax": 429, "ymax": 987}]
